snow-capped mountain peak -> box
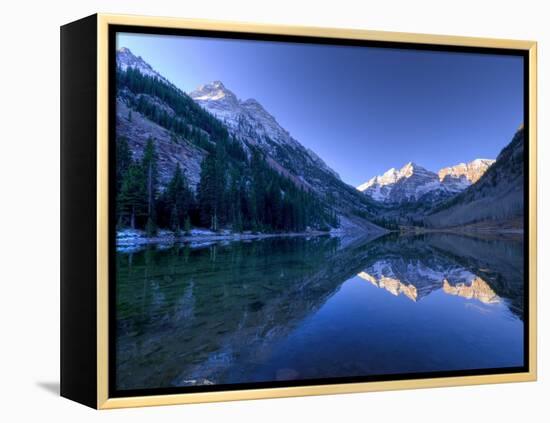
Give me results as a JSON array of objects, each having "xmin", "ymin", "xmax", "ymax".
[
  {"xmin": 190, "ymin": 82, "xmax": 284, "ymax": 141},
  {"xmin": 380, "ymin": 167, "xmax": 400, "ymax": 182},
  {"xmin": 211, "ymin": 80, "xmax": 225, "ymax": 89},
  {"xmin": 438, "ymin": 158, "xmax": 495, "ymax": 184},
  {"xmin": 356, "ymin": 167, "xmax": 398, "ymax": 194},
  {"xmin": 116, "ymin": 47, "xmax": 173, "ymax": 87},
  {"xmin": 189, "ymin": 80, "xmax": 341, "ymax": 181},
  {"xmin": 357, "ymin": 162, "xmax": 438, "ymax": 203},
  {"xmin": 401, "ymin": 161, "xmax": 416, "ymax": 176},
  {"xmin": 399, "ymin": 162, "xmax": 435, "ymax": 179},
  {"xmin": 191, "ymin": 81, "xmax": 238, "ymax": 102},
  {"xmin": 357, "ymin": 158, "xmax": 494, "ymax": 204},
  {"xmin": 241, "ymin": 97, "xmax": 262, "ymax": 107}
]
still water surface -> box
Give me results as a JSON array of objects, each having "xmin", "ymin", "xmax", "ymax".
[{"xmin": 115, "ymin": 233, "xmax": 524, "ymax": 390}]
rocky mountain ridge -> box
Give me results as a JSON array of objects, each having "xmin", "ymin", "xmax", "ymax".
[
  {"xmin": 189, "ymin": 81, "xmax": 340, "ymax": 180},
  {"xmin": 439, "ymin": 158, "xmax": 495, "ymax": 184},
  {"xmin": 358, "ymin": 159, "xmax": 495, "ymax": 204},
  {"xmin": 117, "ymin": 47, "xmax": 174, "ymax": 87}
]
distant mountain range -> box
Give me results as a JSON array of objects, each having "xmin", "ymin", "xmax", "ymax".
[{"xmin": 357, "ymin": 159, "xmax": 495, "ymax": 204}]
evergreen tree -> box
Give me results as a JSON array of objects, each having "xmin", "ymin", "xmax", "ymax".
[
  {"xmin": 117, "ymin": 161, "xmax": 146, "ymax": 228},
  {"xmin": 116, "ymin": 136, "xmax": 132, "ymax": 193},
  {"xmin": 142, "ymin": 137, "xmax": 158, "ymax": 235},
  {"xmin": 162, "ymin": 164, "xmax": 194, "ymax": 232},
  {"xmin": 227, "ymin": 169, "xmax": 244, "ymax": 232},
  {"xmin": 184, "ymin": 216, "xmax": 192, "ymax": 234},
  {"xmin": 197, "ymin": 155, "xmax": 220, "ymax": 230}
]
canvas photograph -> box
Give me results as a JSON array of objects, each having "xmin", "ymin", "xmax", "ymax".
[{"xmin": 112, "ymin": 30, "xmax": 527, "ymax": 395}]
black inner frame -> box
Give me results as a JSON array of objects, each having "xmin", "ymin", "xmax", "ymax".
[{"xmin": 108, "ymin": 24, "xmax": 530, "ymax": 399}]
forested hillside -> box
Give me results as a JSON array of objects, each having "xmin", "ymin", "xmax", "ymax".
[
  {"xmin": 116, "ymin": 66, "xmax": 338, "ymax": 235},
  {"xmin": 425, "ymin": 127, "xmax": 524, "ymax": 228}
]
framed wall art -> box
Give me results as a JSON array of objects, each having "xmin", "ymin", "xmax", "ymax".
[{"xmin": 60, "ymin": 13, "xmax": 537, "ymax": 409}]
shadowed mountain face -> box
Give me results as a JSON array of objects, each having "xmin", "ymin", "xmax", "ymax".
[
  {"xmin": 426, "ymin": 128, "xmax": 524, "ymax": 228},
  {"xmin": 116, "ymin": 233, "xmax": 524, "ymax": 390},
  {"xmin": 116, "ymin": 99, "xmax": 207, "ymax": 190}
]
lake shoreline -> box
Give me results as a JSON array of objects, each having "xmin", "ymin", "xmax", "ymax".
[
  {"xmin": 116, "ymin": 219, "xmax": 524, "ymax": 251},
  {"xmin": 397, "ymin": 227, "xmax": 523, "ymax": 242},
  {"xmin": 117, "ymin": 227, "xmax": 345, "ymax": 249}
]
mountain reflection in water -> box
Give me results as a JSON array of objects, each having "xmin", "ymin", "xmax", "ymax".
[
  {"xmin": 357, "ymin": 253, "xmax": 500, "ymax": 304},
  {"xmin": 115, "ymin": 232, "xmax": 524, "ymax": 391}
]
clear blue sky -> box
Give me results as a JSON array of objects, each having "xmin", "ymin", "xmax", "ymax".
[{"xmin": 117, "ymin": 32, "xmax": 523, "ymax": 187}]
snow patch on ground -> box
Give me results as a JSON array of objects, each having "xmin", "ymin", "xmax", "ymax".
[{"xmin": 116, "ymin": 227, "xmax": 339, "ymax": 252}]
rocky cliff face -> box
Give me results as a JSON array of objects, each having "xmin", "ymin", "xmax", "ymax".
[
  {"xmin": 439, "ymin": 158, "xmax": 495, "ymax": 184},
  {"xmin": 116, "ymin": 97, "xmax": 207, "ymax": 190},
  {"xmin": 426, "ymin": 128, "xmax": 524, "ymax": 228},
  {"xmin": 117, "ymin": 47, "xmax": 174, "ymax": 87}
]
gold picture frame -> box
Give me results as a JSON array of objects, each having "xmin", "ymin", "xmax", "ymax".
[{"xmin": 61, "ymin": 13, "xmax": 537, "ymax": 409}]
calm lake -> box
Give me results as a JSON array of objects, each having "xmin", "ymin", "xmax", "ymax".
[{"xmin": 115, "ymin": 233, "xmax": 524, "ymax": 390}]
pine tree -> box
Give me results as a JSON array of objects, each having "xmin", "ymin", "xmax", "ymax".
[
  {"xmin": 117, "ymin": 161, "xmax": 146, "ymax": 228},
  {"xmin": 163, "ymin": 163, "xmax": 194, "ymax": 232},
  {"xmin": 116, "ymin": 136, "xmax": 132, "ymax": 193},
  {"xmin": 197, "ymin": 154, "xmax": 219, "ymax": 230},
  {"xmin": 184, "ymin": 216, "xmax": 191, "ymax": 234},
  {"xmin": 197, "ymin": 141, "xmax": 228, "ymax": 231},
  {"xmin": 142, "ymin": 137, "xmax": 158, "ymax": 235},
  {"xmin": 227, "ymin": 169, "xmax": 243, "ymax": 232}
]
